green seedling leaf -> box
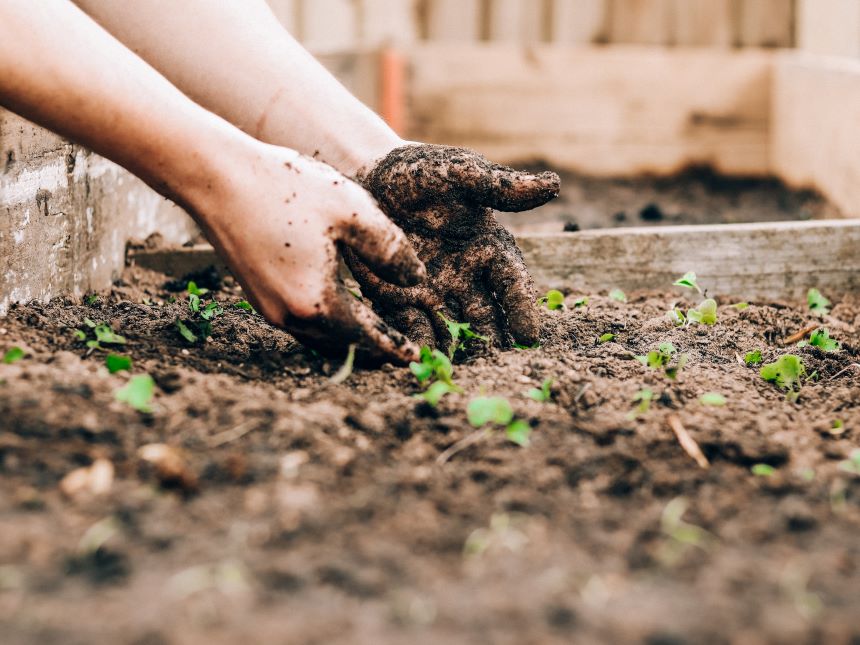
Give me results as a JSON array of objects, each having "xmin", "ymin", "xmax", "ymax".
[
  {"xmin": 636, "ymin": 342, "xmax": 676, "ymax": 369},
  {"xmin": 807, "ymin": 288, "xmax": 830, "ymax": 317},
  {"xmin": 687, "ymin": 299, "xmax": 717, "ymax": 325},
  {"xmin": 416, "ymin": 380, "xmax": 456, "ymax": 407},
  {"xmin": 467, "ymin": 396, "xmax": 514, "ymax": 428},
  {"xmin": 329, "ymin": 344, "xmax": 356, "ymax": 385},
  {"xmin": 86, "ymin": 340, "xmax": 101, "ymax": 350},
  {"xmin": 627, "ymin": 388, "xmax": 654, "ymax": 419},
  {"xmin": 175, "ymin": 318, "xmax": 198, "ymax": 344},
  {"xmin": 2, "ymin": 346, "xmax": 25, "ymax": 364},
  {"xmin": 807, "ymin": 328, "xmax": 840, "ymax": 352},
  {"xmin": 505, "ymin": 419, "xmax": 531, "ymax": 447},
  {"xmin": 609, "ymin": 288, "xmax": 627, "ymax": 303},
  {"xmin": 105, "ymin": 353, "xmax": 132, "ymax": 374},
  {"xmin": 93, "ymin": 323, "xmax": 126, "ymax": 345},
  {"xmin": 760, "ymin": 354, "xmax": 805, "ymax": 393},
  {"xmin": 199, "ymin": 301, "xmax": 224, "ymax": 321},
  {"xmin": 537, "ymin": 289, "xmax": 565, "ymax": 311},
  {"xmin": 114, "ymin": 374, "xmax": 155, "ymax": 413},
  {"xmin": 573, "ymin": 296, "xmax": 589, "ymax": 308},
  {"xmin": 700, "ymin": 392, "xmax": 726, "ymax": 406},
  {"xmin": 668, "ymin": 306, "xmax": 686, "ymax": 327},
  {"xmin": 410, "ymin": 346, "xmax": 455, "ymax": 386},
  {"xmin": 83, "ymin": 317, "xmax": 97, "ymax": 328},
  {"xmin": 189, "ymin": 293, "xmax": 201, "ymax": 313},
  {"xmin": 234, "ymin": 300, "xmax": 255, "ymax": 313},
  {"xmin": 838, "ymin": 449, "xmax": 860, "ymax": 476},
  {"xmin": 598, "ymin": 333, "xmax": 615, "ymax": 344},
  {"xmin": 674, "ymin": 271, "xmax": 702, "ymax": 293},
  {"xmin": 513, "ymin": 342, "xmax": 540, "ymax": 350},
  {"xmin": 73, "ymin": 329, "xmax": 87, "ymax": 341},
  {"xmin": 85, "ymin": 294, "xmax": 99, "ymax": 306},
  {"xmin": 744, "ymin": 350, "xmax": 763, "ymax": 365},
  {"xmin": 664, "ymin": 353, "xmax": 689, "ymax": 380},
  {"xmin": 732, "ymin": 302, "xmax": 749, "ymax": 310},
  {"xmin": 751, "ymin": 463, "xmax": 775, "ymax": 477},
  {"xmin": 186, "ymin": 281, "xmax": 209, "ymax": 297},
  {"xmin": 527, "ymin": 379, "xmax": 553, "ymax": 403},
  {"xmin": 438, "ymin": 313, "xmax": 489, "ymax": 359}
]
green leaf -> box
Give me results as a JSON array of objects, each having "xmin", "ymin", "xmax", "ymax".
[
  {"xmin": 115, "ymin": 374, "xmax": 155, "ymax": 413},
  {"xmin": 85, "ymin": 294, "xmax": 99, "ymax": 306},
  {"xmin": 105, "ymin": 353, "xmax": 132, "ymax": 374},
  {"xmin": 409, "ymin": 361, "xmax": 434, "ymax": 383},
  {"xmin": 329, "ymin": 344, "xmax": 356, "ymax": 385},
  {"xmin": 687, "ymin": 299, "xmax": 717, "ymax": 325},
  {"xmin": 664, "ymin": 353, "xmax": 689, "ymax": 380},
  {"xmin": 807, "ymin": 288, "xmax": 830, "ymax": 316},
  {"xmin": 732, "ymin": 302, "xmax": 750, "ymax": 310},
  {"xmin": 186, "ymin": 281, "xmax": 209, "ymax": 297},
  {"xmin": 73, "ymin": 329, "xmax": 87, "ymax": 341},
  {"xmin": 744, "ymin": 350, "xmax": 763, "ymax": 365},
  {"xmin": 627, "ymin": 388, "xmax": 653, "ymax": 419},
  {"xmin": 86, "ymin": 340, "xmax": 101, "ymax": 350},
  {"xmin": 760, "ymin": 354, "xmax": 805, "ymax": 392},
  {"xmin": 808, "ymin": 328, "xmax": 840, "ymax": 352},
  {"xmin": 658, "ymin": 342, "xmax": 676, "ymax": 356},
  {"xmin": 438, "ymin": 313, "xmax": 489, "ymax": 359},
  {"xmin": 667, "ymin": 307, "xmax": 686, "ymax": 327},
  {"xmin": 93, "ymin": 323, "xmax": 126, "ymax": 345},
  {"xmin": 673, "ymin": 271, "xmax": 702, "ymax": 293},
  {"xmin": 199, "ymin": 301, "xmax": 223, "ymax": 321},
  {"xmin": 609, "ymin": 288, "xmax": 627, "ymax": 303},
  {"xmin": 751, "ymin": 463, "xmax": 775, "ymax": 477},
  {"xmin": 572, "ymin": 296, "xmax": 589, "ymax": 308},
  {"xmin": 175, "ymin": 318, "xmax": 198, "ymax": 344},
  {"xmin": 598, "ymin": 333, "xmax": 615, "ymax": 344},
  {"xmin": 467, "ymin": 396, "xmax": 514, "ymax": 428},
  {"xmin": 188, "ymin": 293, "xmax": 201, "ymax": 313},
  {"xmin": 234, "ymin": 300, "xmax": 255, "ymax": 313},
  {"xmin": 83, "ymin": 317, "xmax": 97, "ymax": 328},
  {"xmin": 538, "ymin": 289, "xmax": 565, "ymax": 311},
  {"xmin": 2, "ymin": 346, "xmax": 25, "ymax": 364},
  {"xmin": 505, "ymin": 419, "xmax": 531, "ymax": 447},
  {"xmin": 513, "ymin": 342, "xmax": 540, "ymax": 350},
  {"xmin": 410, "ymin": 346, "xmax": 455, "ymax": 386},
  {"xmin": 700, "ymin": 392, "xmax": 726, "ymax": 406},
  {"xmin": 416, "ymin": 381, "xmax": 455, "ymax": 407},
  {"xmin": 526, "ymin": 378, "xmax": 553, "ymax": 402}
]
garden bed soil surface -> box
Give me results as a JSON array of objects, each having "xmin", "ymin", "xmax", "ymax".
[
  {"xmin": 1, "ymin": 265, "xmax": 860, "ymax": 645},
  {"xmin": 501, "ymin": 166, "xmax": 842, "ymax": 233}
]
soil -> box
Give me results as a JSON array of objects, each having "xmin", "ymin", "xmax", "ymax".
[
  {"xmin": 499, "ymin": 166, "xmax": 842, "ymax": 234},
  {"xmin": 1, "ymin": 264, "xmax": 860, "ymax": 645}
]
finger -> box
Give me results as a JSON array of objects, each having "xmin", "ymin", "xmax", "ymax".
[
  {"xmin": 337, "ymin": 200, "xmax": 425, "ymax": 287},
  {"xmin": 484, "ymin": 241, "xmax": 540, "ymax": 346},
  {"xmin": 458, "ymin": 285, "xmax": 504, "ymax": 346},
  {"xmin": 451, "ymin": 159, "xmax": 561, "ymax": 212},
  {"xmin": 387, "ymin": 306, "xmax": 435, "ymax": 349}
]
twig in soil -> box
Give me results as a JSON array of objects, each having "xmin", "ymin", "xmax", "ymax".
[
  {"xmin": 207, "ymin": 420, "xmax": 256, "ymax": 448},
  {"xmin": 574, "ymin": 382, "xmax": 592, "ymax": 405},
  {"xmin": 329, "ymin": 344, "xmax": 356, "ymax": 385},
  {"xmin": 829, "ymin": 363, "xmax": 860, "ymax": 381},
  {"xmin": 782, "ymin": 323, "xmax": 819, "ymax": 346},
  {"xmin": 436, "ymin": 430, "xmax": 486, "ymax": 466},
  {"xmin": 666, "ymin": 414, "xmax": 710, "ymax": 470}
]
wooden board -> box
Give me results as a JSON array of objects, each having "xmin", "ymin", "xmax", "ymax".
[
  {"xmin": 736, "ymin": 0, "xmax": 794, "ymax": 48},
  {"xmin": 486, "ymin": 0, "xmax": 546, "ymax": 43},
  {"xmin": 406, "ymin": 44, "xmax": 773, "ymax": 176},
  {"xmin": 423, "ymin": 0, "xmax": 482, "ymax": 42},
  {"xmin": 671, "ymin": 0, "xmax": 733, "ymax": 47},
  {"xmin": 796, "ymin": 0, "xmax": 860, "ymax": 58},
  {"xmin": 548, "ymin": 0, "xmax": 608, "ymax": 44},
  {"xmin": 771, "ymin": 53, "xmax": 860, "ymax": 218},
  {"xmin": 129, "ymin": 220, "xmax": 860, "ymax": 299},
  {"xmin": 607, "ymin": 0, "xmax": 673, "ymax": 45}
]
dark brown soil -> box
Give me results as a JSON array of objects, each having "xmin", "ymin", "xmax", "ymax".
[
  {"xmin": 1, "ymin": 265, "xmax": 859, "ymax": 645},
  {"xmin": 500, "ymin": 167, "xmax": 842, "ymax": 234}
]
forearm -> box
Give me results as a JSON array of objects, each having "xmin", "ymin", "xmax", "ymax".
[
  {"xmin": 0, "ymin": 0, "xmax": 249, "ymax": 215},
  {"xmin": 73, "ymin": 0, "xmax": 403, "ymax": 176}
]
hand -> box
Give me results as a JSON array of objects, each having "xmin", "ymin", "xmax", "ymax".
[
  {"xmin": 192, "ymin": 142, "xmax": 425, "ymax": 364},
  {"xmin": 344, "ymin": 144, "xmax": 560, "ymax": 349}
]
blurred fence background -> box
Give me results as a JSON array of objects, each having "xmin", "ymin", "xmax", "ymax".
[{"xmin": 267, "ymin": 0, "xmax": 860, "ymax": 57}]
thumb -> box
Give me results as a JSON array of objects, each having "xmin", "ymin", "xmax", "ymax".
[
  {"xmin": 457, "ymin": 162, "xmax": 561, "ymax": 212},
  {"xmin": 337, "ymin": 200, "xmax": 425, "ymax": 287}
]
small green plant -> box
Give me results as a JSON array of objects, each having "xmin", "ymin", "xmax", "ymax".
[
  {"xmin": 760, "ymin": 354, "xmax": 805, "ymax": 401},
  {"xmin": 115, "ymin": 374, "xmax": 155, "ymax": 413},
  {"xmin": 673, "ymin": 272, "xmax": 702, "ymax": 294},
  {"xmin": 75, "ymin": 318, "xmax": 126, "ymax": 351},
  {"xmin": 177, "ymin": 287, "xmax": 224, "ymax": 344},
  {"xmin": 598, "ymin": 333, "xmax": 615, "ymax": 344},
  {"xmin": 667, "ymin": 306, "xmax": 686, "ymax": 327},
  {"xmin": 609, "ymin": 288, "xmax": 627, "ymax": 303},
  {"xmin": 85, "ymin": 294, "xmax": 99, "ymax": 306},
  {"xmin": 526, "ymin": 379, "xmax": 553, "ymax": 402},
  {"xmin": 800, "ymin": 328, "xmax": 840, "ymax": 352},
  {"xmin": 537, "ymin": 289, "xmax": 565, "ymax": 311},
  {"xmin": 186, "ymin": 281, "xmax": 209, "ymax": 297},
  {"xmin": 732, "ymin": 302, "xmax": 750, "ymax": 310},
  {"xmin": 687, "ymin": 298, "xmax": 717, "ymax": 325},
  {"xmin": 467, "ymin": 396, "xmax": 531, "ymax": 447},
  {"xmin": 417, "ymin": 381, "xmax": 458, "ymax": 407},
  {"xmin": 2, "ymin": 346, "xmax": 25, "ymax": 364},
  {"xmin": 744, "ymin": 349, "xmax": 763, "ymax": 365},
  {"xmin": 410, "ymin": 346, "xmax": 462, "ymax": 407},
  {"xmin": 636, "ymin": 342, "xmax": 676, "ymax": 369},
  {"xmin": 807, "ymin": 288, "xmax": 830, "ymax": 317},
  {"xmin": 513, "ymin": 342, "xmax": 540, "ymax": 350},
  {"xmin": 438, "ymin": 313, "xmax": 489, "ymax": 359},
  {"xmin": 105, "ymin": 354, "xmax": 132, "ymax": 374},
  {"xmin": 838, "ymin": 449, "xmax": 860, "ymax": 476},
  {"xmin": 751, "ymin": 463, "xmax": 776, "ymax": 477},
  {"xmin": 572, "ymin": 296, "xmax": 589, "ymax": 308},
  {"xmin": 700, "ymin": 392, "xmax": 726, "ymax": 406},
  {"xmin": 627, "ymin": 388, "xmax": 654, "ymax": 420},
  {"xmin": 233, "ymin": 300, "xmax": 256, "ymax": 313}
]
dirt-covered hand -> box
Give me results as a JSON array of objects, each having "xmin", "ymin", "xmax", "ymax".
[
  {"xmin": 345, "ymin": 144, "xmax": 560, "ymax": 349},
  {"xmin": 194, "ymin": 143, "xmax": 425, "ymax": 364}
]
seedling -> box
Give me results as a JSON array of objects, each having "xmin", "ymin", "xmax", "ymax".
[
  {"xmin": 732, "ymin": 302, "xmax": 750, "ymax": 310},
  {"xmin": 85, "ymin": 294, "xmax": 99, "ymax": 306},
  {"xmin": 329, "ymin": 344, "xmax": 356, "ymax": 385},
  {"xmin": 115, "ymin": 374, "xmax": 155, "ymax": 413},
  {"xmin": 438, "ymin": 313, "xmax": 488, "ymax": 359},
  {"xmin": 700, "ymin": 392, "xmax": 726, "ymax": 406},
  {"xmin": 760, "ymin": 354, "xmax": 805, "ymax": 401},
  {"xmin": 417, "ymin": 381, "xmax": 458, "ymax": 407},
  {"xmin": 636, "ymin": 342, "xmax": 676, "ymax": 369},
  {"xmin": 830, "ymin": 419, "xmax": 846, "ymax": 436},
  {"xmin": 175, "ymin": 318, "xmax": 199, "ymax": 344},
  {"xmin": 807, "ymin": 288, "xmax": 830, "ymax": 317},
  {"xmin": 467, "ymin": 396, "xmax": 531, "ymax": 447},
  {"xmin": 573, "ymin": 296, "xmax": 589, "ymax": 308},
  {"xmin": 800, "ymin": 328, "xmax": 840, "ymax": 352},
  {"xmin": 667, "ymin": 306, "xmax": 686, "ymax": 327},
  {"xmin": 627, "ymin": 388, "xmax": 653, "ymax": 419},
  {"xmin": 537, "ymin": 289, "xmax": 565, "ymax": 311},
  {"xmin": 744, "ymin": 349, "xmax": 763, "ymax": 365},
  {"xmin": 410, "ymin": 346, "xmax": 462, "ymax": 406},
  {"xmin": 673, "ymin": 272, "xmax": 702, "ymax": 294},
  {"xmin": 838, "ymin": 449, "xmax": 860, "ymax": 476},
  {"xmin": 687, "ymin": 299, "xmax": 717, "ymax": 325},
  {"xmin": 186, "ymin": 281, "xmax": 209, "ymax": 297},
  {"xmin": 105, "ymin": 354, "xmax": 132, "ymax": 374},
  {"xmin": 513, "ymin": 342, "xmax": 540, "ymax": 350},
  {"xmin": 598, "ymin": 333, "xmax": 615, "ymax": 344},
  {"xmin": 664, "ymin": 354, "xmax": 689, "ymax": 380},
  {"xmin": 751, "ymin": 463, "xmax": 775, "ymax": 477},
  {"xmin": 177, "ymin": 290, "xmax": 224, "ymax": 344},
  {"xmin": 76, "ymin": 318, "xmax": 126, "ymax": 351},
  {"xmin": 609, "ymin": 288, "xmax": 627, "ymax": 303},
  {"xmin": 2, "ymin": 346, "xmax": 24, "ymax": 364},
  {"xmin": 233, "ymin": 300, "xmax": 255, "ymax": 313},
  {"xmin": 526, "ymin": 379, "xmax": 553, "ymax": 402}
]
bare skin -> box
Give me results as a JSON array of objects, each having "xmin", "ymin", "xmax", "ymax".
[{"xmin": 0, "ymin": 0, "xmax": 423, "ymax": 363}]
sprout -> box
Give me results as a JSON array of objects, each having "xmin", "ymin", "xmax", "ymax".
[
  {"xmin": 673, "ymin": 272, "xmax": 702, "ymax": 294},
  {"xmin": 537, "ymin": 289, "xmax": 565, "ymax": 311}
]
